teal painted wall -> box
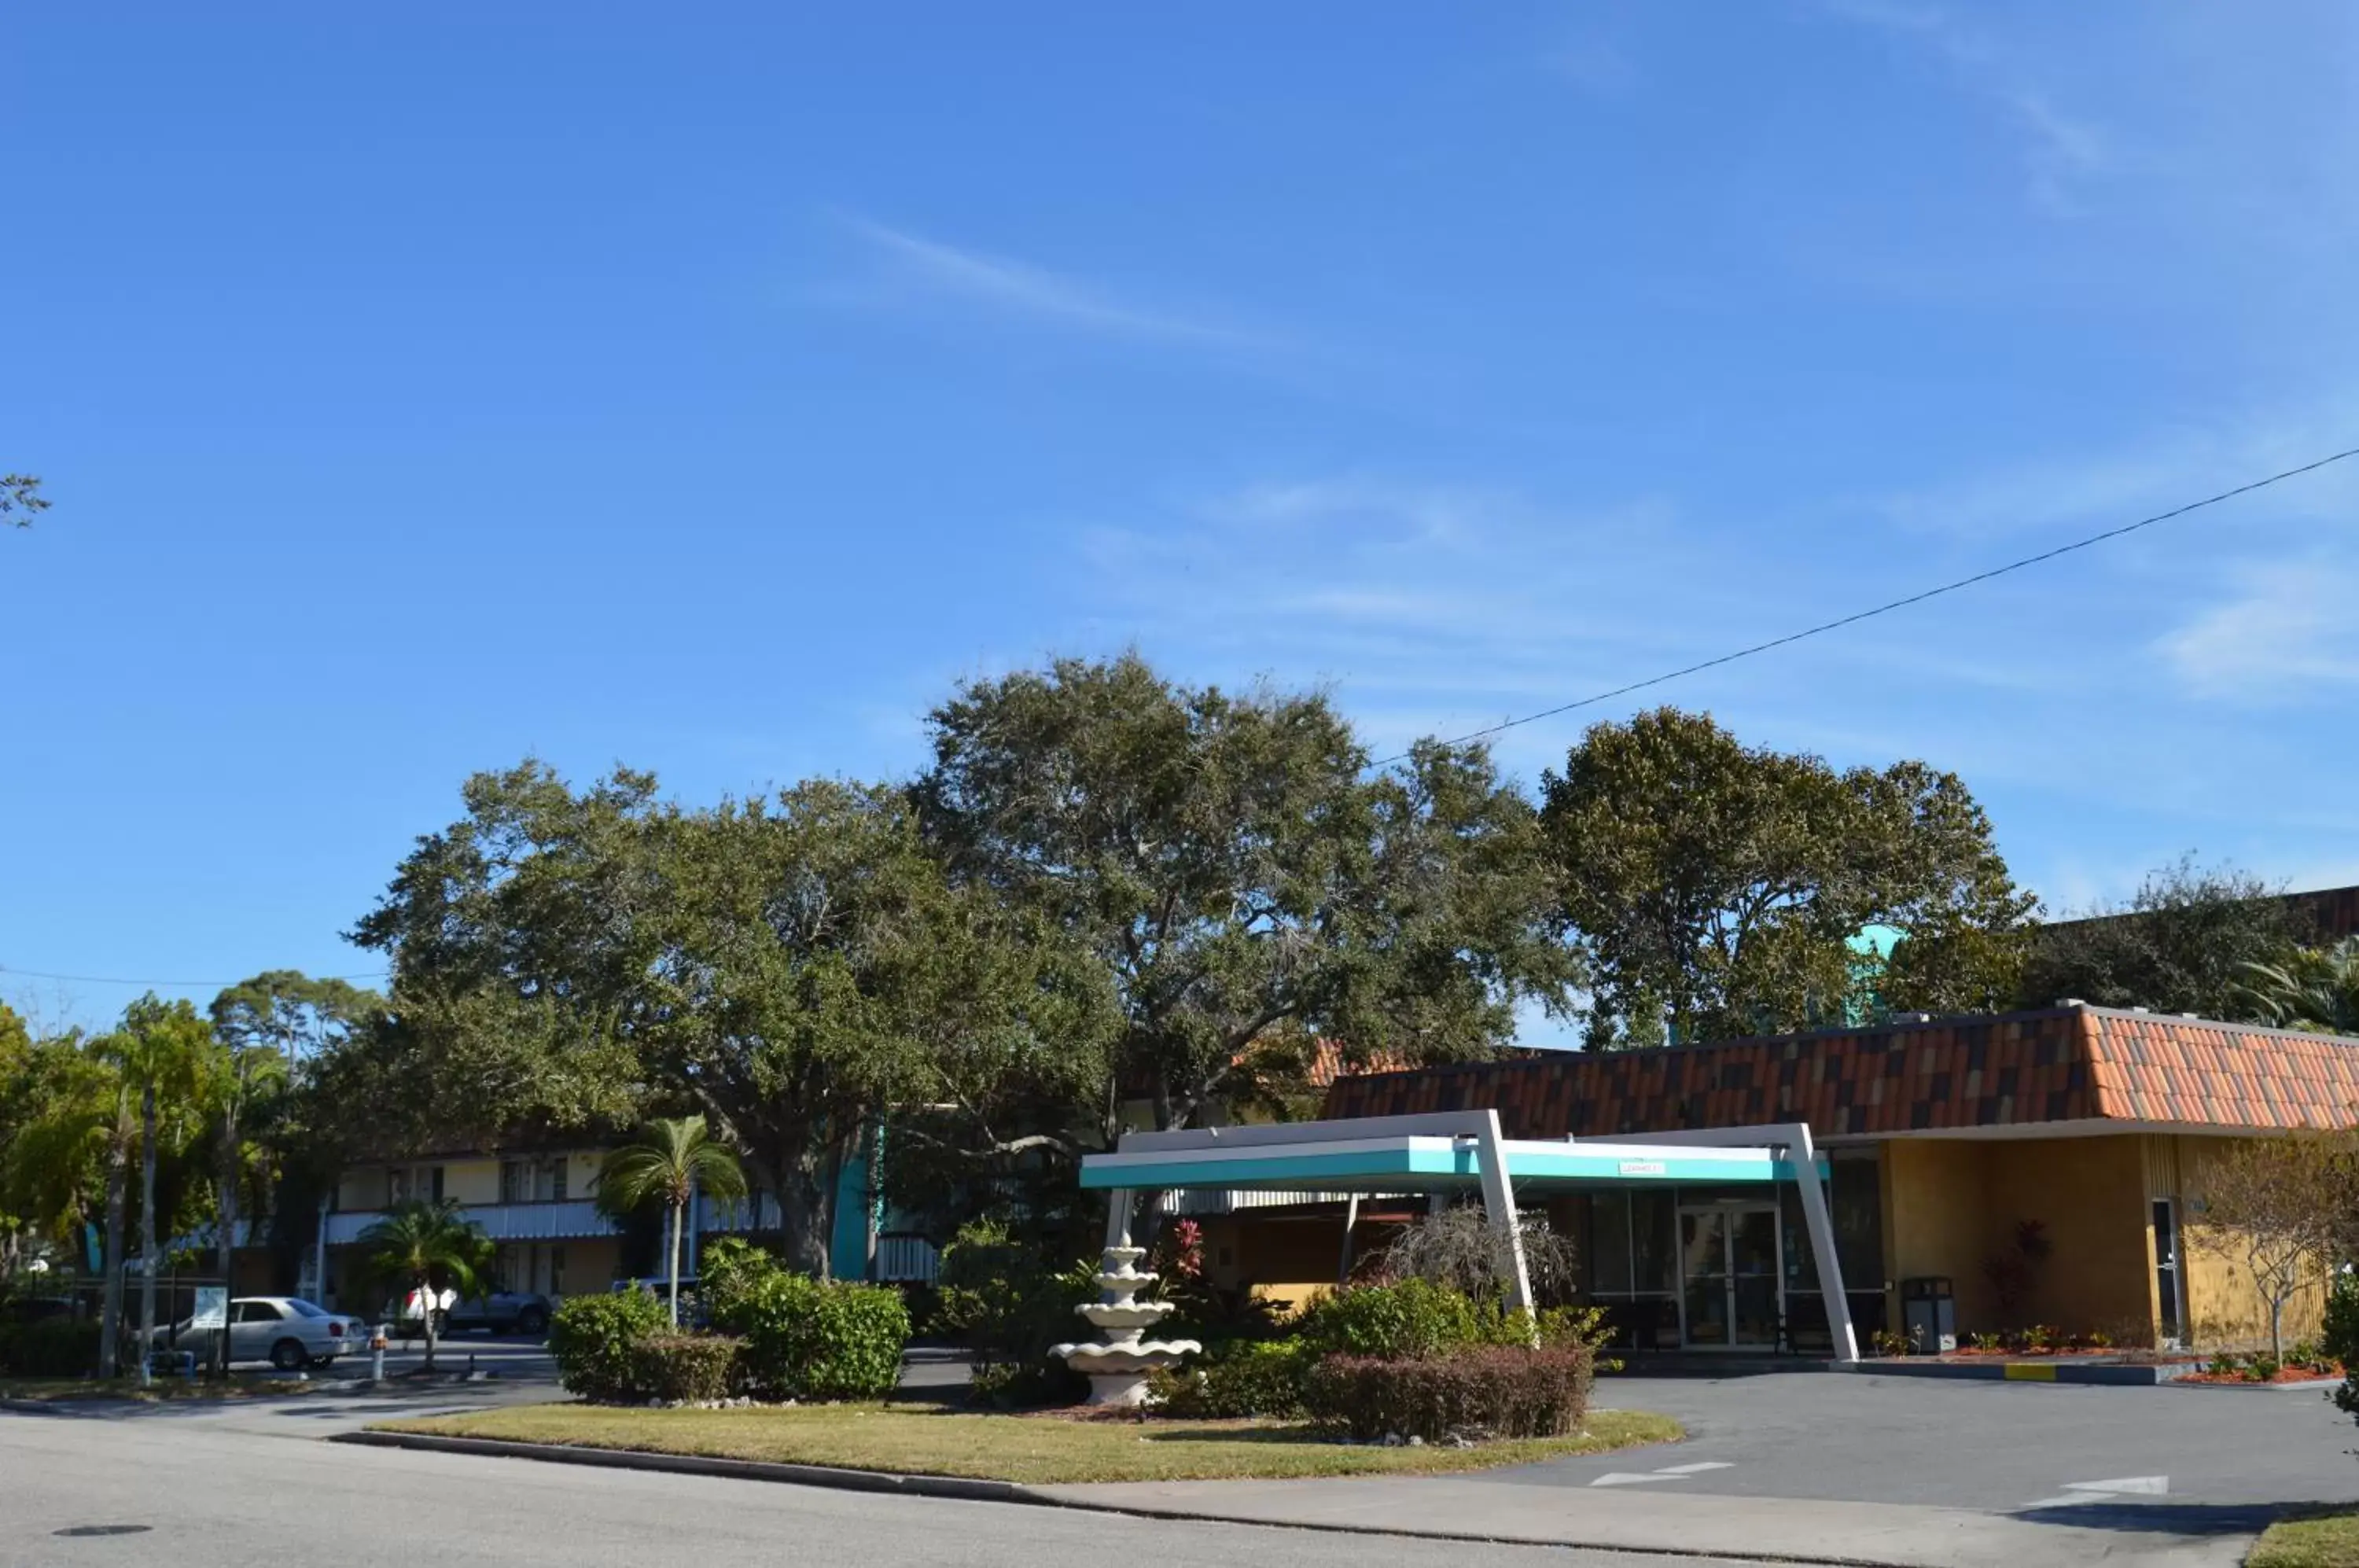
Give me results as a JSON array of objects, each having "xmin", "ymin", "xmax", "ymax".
[{"xmin": 827, "ymin": 1125, "xmax": 883, "ymax": 1280}]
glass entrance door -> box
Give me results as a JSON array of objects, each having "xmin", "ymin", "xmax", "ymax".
[
  {"xmin": 1728, "ymin": 1207, "xmax": 1780, "ymax": 1346},
  {"xmin": 1680, "ymin": 1210, "xmax": 1731, "ymax": 1345},
  {"xmin": 1680, "ymin": 1204, "xmax": 1783, "ymax": 1348}
]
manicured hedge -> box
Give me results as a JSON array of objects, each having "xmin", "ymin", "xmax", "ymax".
[
  {"xmin": 1152, "ymin": 1337, "xmax": 1316, "ymax": 1419},
  {"xmin": 631, "ymin": 1333, "xmax": 743, "ymax": 1404},
  {"xmin": 1303, "ymin": 1344, "xmax": 1593, "ymax": 1442},
  {"xmin": 549, "ymin": 1290, "xmax": 668, "ymax": 1401},
  {"xmin": 702, "ymin": 1240, "xmax": 911, "ymax": 1401},
  {"xmin": 1297, "ymin": 1277, "xmax": 1496, "ymax": 1360},
  {"xmin": 0, "ymin": 1316, "xmax": 100, "ymax": 1378}
]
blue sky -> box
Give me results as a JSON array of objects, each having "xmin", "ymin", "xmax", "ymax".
[{"xmin": 8, "ymin": 2, "xmax": 2359, "ymax": 1032}]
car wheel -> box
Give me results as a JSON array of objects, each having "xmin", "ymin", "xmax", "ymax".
[
  {"xmin": 270, "ymin": 1338, "xmax": 308, "ymax": 1372},
  {"xmin": 516, "ymin": 1307, "xmax": 548, "ymax": 1337}
]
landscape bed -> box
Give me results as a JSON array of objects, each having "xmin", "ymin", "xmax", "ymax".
[{"xmin": 373, "ymin": 1400, "xmax": 1683, "ymax": 1484}]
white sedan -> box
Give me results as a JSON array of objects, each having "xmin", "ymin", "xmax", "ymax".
[{"xmin": 151, "ymin": 1297, "xmax": 354, "ymax": 1371}]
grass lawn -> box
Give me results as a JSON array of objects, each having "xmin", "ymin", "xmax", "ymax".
[
  {"xmin": 2250, "ymin": 1511, "xmax": 2359, "ymax": 1568},
  {"xmin": 1, "ymin": 1376, "xmax": 315, "ymax": 1402},
  {"xmin": 377, "ymin": 1400, "xmax": 1683, "ymax": 1484}
]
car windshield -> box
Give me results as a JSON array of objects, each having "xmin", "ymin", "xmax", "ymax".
[{"xmin": 284, "ymin": 1299, "xmax": 329, "ymax": 1319}]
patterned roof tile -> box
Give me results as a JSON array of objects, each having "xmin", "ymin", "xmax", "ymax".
[{"xmin": 1319, "ymin": 1006, "xmax": 2359, "ymax": 1136}]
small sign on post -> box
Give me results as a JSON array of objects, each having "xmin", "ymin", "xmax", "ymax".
[{"xmin": 190, "ymin": 1287, "xmax": 228, "ymax": 1331}]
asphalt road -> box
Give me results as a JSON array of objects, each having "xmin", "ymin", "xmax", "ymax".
[
  {"xmin": 0, "ymin": 1407, "xmax": 1746, "ymax": 1568},
  {"xmin": 1536, "ymin": 1371, "xmax": 2359, "ymax": 1516}
]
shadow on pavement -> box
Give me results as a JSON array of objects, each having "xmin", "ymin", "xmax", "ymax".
[{"xmin": 2011, "ymin": 1500, "xmax": 2288, "ymax": 1537}]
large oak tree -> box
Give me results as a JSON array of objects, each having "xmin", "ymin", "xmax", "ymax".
[
  {"xmin": 340, "ymin": 764, "xmax": 1104, "ymax": 1275},
  {"xmin": 1541, "ymin": 708, "xmax": 2033, "ymax": 1047},
  {"xmin": 914, "ymin": 653, "xmax": 1578, "ymax": 1142}
]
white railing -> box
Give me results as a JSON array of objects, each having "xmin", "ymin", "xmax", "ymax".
[
  {"xmin": 1160, "ymin": 1189, "xmax": 1394, "ymax": 1216},
  {"xmin": 874, "ymin": 1233, "xmax": 940, "ymax": 1283},
  {"xmin": 324, "ymin": 1199, "xmax": 620, "ymax": 1246}
]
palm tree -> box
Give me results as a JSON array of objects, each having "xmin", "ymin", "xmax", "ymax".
[
  {"xmin": 598, "ymin": 1116, "xmax": 747, "ymax": 1326},
  {"xmin": 109, "ymin": 996, "xmax": 208, "ymax": 1381},
  {"xmin": 358, "ymin": 1199, "xmax": 495, "ymax": 1373},
  {"xmin": 2241, "ymin": 940, "xmax": 2359, "ymax": 1036}
]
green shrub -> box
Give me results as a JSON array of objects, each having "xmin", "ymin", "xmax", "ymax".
[
  {"xmin": 631, "ymin": 1333, "xmax": 743, "ymax": 1403},
  {"xmin": 1304, "ymin": 1344, "xmax": 1594, "ymax": 1442},
  {"xmin": 1298, "ymin": 1278, "xmax": 1488, "ymax": 1360},
  {"xmin": 933, "ymin": 1218, "xmax": 1092, "ymax": 1405},
  {"xmin": 705, "ymin": 1251, "xmax": 911, "ymax": 1402},
  {"xmin": 1150, "ymin": 1337, "xmax": 1316, "ymax": 1418},
  {"xmin": 2323, "ymin": 1274, "xmax": 2359, "ymax": 1367},
  {"xmin": 0, "ymin": 1316, "xmax": 100, "ymax": 1378},
  {"xmin": 549, "ymin": 1290, "xmax": 667, "ymax": 1401}
]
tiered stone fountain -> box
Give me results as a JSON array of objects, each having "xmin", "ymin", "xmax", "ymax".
[{"xmin": 1051, "ymin": 1245, "xmax": 1202, "ymax": 1407}]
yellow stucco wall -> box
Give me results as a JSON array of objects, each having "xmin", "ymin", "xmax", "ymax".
[
  {"xmin": 443, "ymin": 1158, "xmax": 499, "ymax": 1205},
  {"xmin": 1988, "ymin": 1135, "xmax": 2153, "ymax": 1337},
  {"xmin": 1882, "ymin": 1134, "xmax": 2155, "ymax": 1340},
  {"xmin": 2174, "ymin": 1136, "xmax": 2331, "ymax": 1351},
  {"xmin": 1880, "ymin": 1138, "xmax": 1998, "ymax": 1331}
]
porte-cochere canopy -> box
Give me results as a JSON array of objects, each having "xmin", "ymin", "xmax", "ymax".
[{"xmin": 1077, "ymin": 1110, "xmax": 1860, "ymax": 1362}]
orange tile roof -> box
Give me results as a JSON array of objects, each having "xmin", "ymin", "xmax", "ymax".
[{"xmin": 1319, "ymin": 1006, "xmax": 2359, "ymax": 1139}]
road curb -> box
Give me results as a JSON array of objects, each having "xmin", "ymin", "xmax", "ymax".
[
  {"xmin": 331, "ymin": 1429, "xmax": 1036, "ymax": 1506},
  {"xmin": 1836, "ymin": 1359, "xmax": 2197, "ymax": 1386},
  {"xmin": 333, "ymin": 1429, "xmax": 1915, "ymax": 1568}
]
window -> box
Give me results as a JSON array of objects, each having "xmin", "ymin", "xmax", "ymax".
[
  {"xmin": 1588, "ymin": 1192, "xmax": 1633, "ymax": 1295},
  {"xmin": 388, "ymin": 1165, "xmax": 446, "ymax": 1205},
  {"xmin": 286, "ymin": 1300, "xmax": 328, "ymax": 1319},
  {"xmin": 232, "ymin": 1301, "xmax": 280, "ymax": 1323},
  {"xmin": 502, "ymin": 1158, "xmax": 569, "ymax": 1202},
  {"xmin": 1631, "ymin": 1191, "xmax": 1676, "ymax": 1293}
]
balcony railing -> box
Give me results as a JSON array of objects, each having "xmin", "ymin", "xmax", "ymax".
[
  {"xmin": 874, "ymin": 1232, "xmax": 940, "ymax": 1283},
  {"xmin": 324, "ymin": 1199, "xmax": 620, "ymax": 1246}
]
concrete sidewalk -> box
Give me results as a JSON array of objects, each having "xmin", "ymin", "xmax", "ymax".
[{"xmin": 1032, "ymin": 1474, "xmax": 2268, "ymax": 1567}]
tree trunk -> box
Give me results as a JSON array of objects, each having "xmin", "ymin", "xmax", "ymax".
[
  {"xmin": 2271, "ymin": 1298, "xmax": 2285, "ymax": 1366},
  {"xmin": 100, "ymin": 1142, "xmax": 127, "ymax": 1378},
  {"xmin": 139, "ymin": 1083, "xmax": 159, "ymax": 1378},
  {"xmin": 216, "ymin": 1102, "xmax": 239, "ymax": 1378},
  {"xmin": 774, "ymin": 1142, "xmax": 836, "ymax": 1279},
  {"xmin": 421, "ymin": 1272, "xmax": 439, "ymax": 1373},
  {"xmin": 666, "ymin": 1200, "xmax": 683, "ymax": 1327}
]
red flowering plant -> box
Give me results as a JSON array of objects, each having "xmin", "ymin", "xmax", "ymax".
[{"xmin": 1146, "ymin": 1216, "xmax": 1285, "ymax": 1348}]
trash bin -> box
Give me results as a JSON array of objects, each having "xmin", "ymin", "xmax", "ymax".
[{"xmin": 1901, "ymin": 1277, "xmax": 1956, "ymax": 1354}]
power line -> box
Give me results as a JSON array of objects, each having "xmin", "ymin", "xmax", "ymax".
[
  {"xmin": 0, "ymin": 965, "xmax": 388, "ymax": 990},
  {"xmin": 1377, "ymin": 444, "xmax": 2359, "ymax": 767}
]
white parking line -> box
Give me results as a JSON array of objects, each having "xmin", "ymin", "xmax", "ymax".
[
  {"xmin": 2022, "ymin": 1475, "xmax": 2169, "ymax": 1509},
  {"xmin": 1591, "ymin": 1460, "xmax": 1735, "ymax": 1486}
]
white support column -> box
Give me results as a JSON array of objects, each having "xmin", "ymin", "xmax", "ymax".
[
  {"xmin": 1102, "ymin": 1188, "xmax": 1134, "ymax": 1251},
  {"xmin": 1471, "ymin": 1109, "xmax": 1534, "ymax": 1320},
  {"xmin": 1783, "ymin": 1125, "xmax": 1858, "ymax": 1364},
  {"xmin": 1337, "ymin": 1193, "xmax": 1362, "ymax": 1286}
]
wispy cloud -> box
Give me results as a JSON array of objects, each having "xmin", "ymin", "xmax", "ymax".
[
  {"xmin": 830, "ymin": 214, "xmax": 1279, "ymax": 349},
  {"xmin": 2159, "ymin": 560, "xmax": 2359, "ymax": 701},
  {"xmin": 1817, "ymin": 0, "xmax": 2109, "ymax": 210}
]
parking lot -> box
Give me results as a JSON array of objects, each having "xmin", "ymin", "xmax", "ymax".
[{"xmin": 1522, "ymin": 1368, "xmax": 2359, "ymax": 1518}]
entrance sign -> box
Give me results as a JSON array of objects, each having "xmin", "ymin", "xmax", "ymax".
[
  {"xmin": 1617, "ymin": 1159, "xmax": 1666, "ymax": 1176},
  {"xmin": 191, "ymin": 1287, "xmax": 228, "ymax": 1330}
]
